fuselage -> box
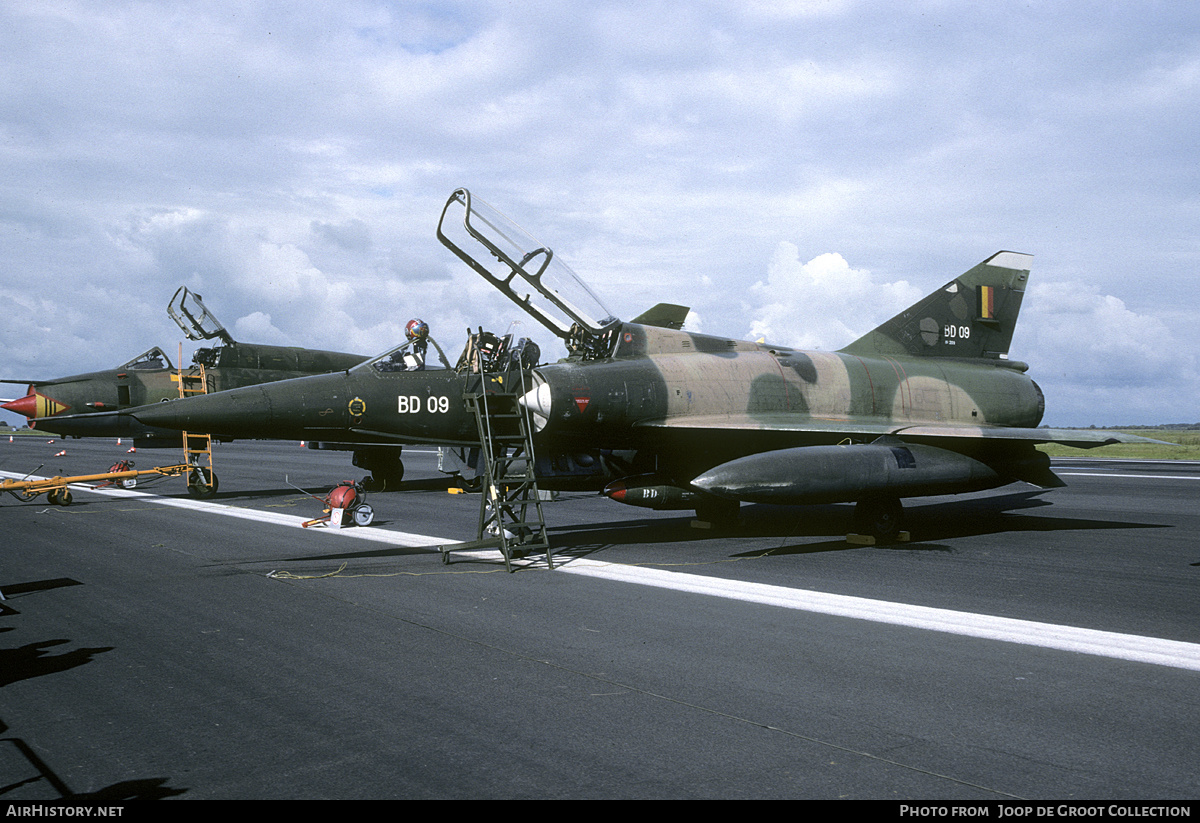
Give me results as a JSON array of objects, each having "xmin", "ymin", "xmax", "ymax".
[
  {"xmin": 131, "ymin": 362, "xmax": 491, "ymax": 446},
  {"xmin": 7, "ymin": 345, "xmax": 364, "ymax": 429},
  {"xmin": 532, "ymin": 349, "xmax": 1041, "ymax": 434},
  {"xmin": 5, "ymin": 344, "xmax": 368, "ymax": 438},
  {"xmin": 528, "ymin": 322, "xmax": 1041, "ymax": 431},
  {"xmin": 520, "ymin": 321, "xmax": 1045, "ymax": 486}
]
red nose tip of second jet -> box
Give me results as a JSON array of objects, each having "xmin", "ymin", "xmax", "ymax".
[
  {"xmin": 0, "ymin": 395, "xmax": 33, "ymax": 417},
  {"xmin": 1, "ymin": 391, "xmax": 65, "ymax": 419}
]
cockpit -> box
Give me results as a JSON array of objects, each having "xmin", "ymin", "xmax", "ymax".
[
  {"xmin": 120, "ymin": 347, "xmax": 174, "ymax": 371},
  {"xmin": 359, "ymin": 329, "xmax": 540, "ymax": 376},
  {"xmin": 366, "ymin": 338, "xmax": 449, "ymax": 373},
  {"xmin": 454, "ymin": 330, "xmax": 540, "ymax": 374}
]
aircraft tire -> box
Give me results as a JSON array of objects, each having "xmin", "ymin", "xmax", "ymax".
[
  {"xmin": 187, "ymin": 468, "xmax": 219, "ymax": 499},
  {"xmin": 853, "ymin": 497, "xmax": 904, "ymax": 542},
  {"xmin": 363, "ymin": 464, "xmax": 403, "ymax": 492},
  {"xmin": 354, "ymin": 449, "xmax": 403, "ymax": 485}
]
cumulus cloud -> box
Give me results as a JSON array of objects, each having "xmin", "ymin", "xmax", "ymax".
[
  {"xmin": 744, "ymin": 243, "xmax": 922, "ymax": 349},
  {"xmin": 229, "ymin": 311, "xmax": 288, "ymax": 345},
  {"xmin": 1019, "ymin": 281, "xmax": 1199, "ymax": 425},
  {"xmin": 1023, "ymin": 282, "xmax": 1180, "ymax": 383}
]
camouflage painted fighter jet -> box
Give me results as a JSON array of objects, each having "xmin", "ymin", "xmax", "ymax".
[
  {"xmin": 1, "ymin": 287, "xmax": 368, "ymax": 445},
  {"xmin": 436, "ymin": 188, "xmax": 1160, "ymax": 538}
]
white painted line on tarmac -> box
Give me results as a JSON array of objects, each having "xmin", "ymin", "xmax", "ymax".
[
  {"xmin": 1, "ymin": 470, "xmax": 456, "ymax": 546},
  {"xmin": 557, "ymin": 560, "xmax": 1200, "ymax": 672},
  {"xmin": 1057, "ymin": 472, "xmax": 1200, "ymax": 480},
  {"xmin": 1053, "ymin": 458, "xmax": 1200, "ymax": 466},
  {"xmin": 12, "ymin": 470, "xmax": 1200, "ymax": 672}
]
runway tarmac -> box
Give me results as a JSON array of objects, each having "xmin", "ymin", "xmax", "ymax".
[{"xmin": 2, "ymin": 437, "xmax": 1198, "ymax": 799}]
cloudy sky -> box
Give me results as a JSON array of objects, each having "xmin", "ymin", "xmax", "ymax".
[{"xmin": 2, "ymin": 1, "xmax": 1197, "ymax": 428}]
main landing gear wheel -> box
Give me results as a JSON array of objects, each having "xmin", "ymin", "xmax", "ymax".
[
  {"xmin": 187, "ymin": 467, "xmax": 219, "ymax": 499},
  {"xmin": 853, "ymin": 497, "xmax": 904, "ymax": 542},
  {"xmin": 355, "ymin": 449, "xmax": 403, "ymax": 492},
  {"xmin": 361, "ymin": 470, "xmax": 403, "ymax": 493}
]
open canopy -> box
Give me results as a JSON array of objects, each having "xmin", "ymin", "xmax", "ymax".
[{"xmin": 437, "ymin": 188, "xmax": 620, "ymax": 345}]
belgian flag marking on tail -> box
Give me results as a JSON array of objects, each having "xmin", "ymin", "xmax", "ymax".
[{"xmin": 979, "ymin": 285, "xmax": 996, "ymax": 320}]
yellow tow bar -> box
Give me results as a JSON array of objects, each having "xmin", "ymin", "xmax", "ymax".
[{"xmin": 1, "ymin": 463, "xmax": 206, "ymax": 506}]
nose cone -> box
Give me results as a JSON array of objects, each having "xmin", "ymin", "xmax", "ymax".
[
  {"xmin": 1, "ymin": 389, "xmax": 70, "ymax": 419},
  {"xmin": 518, "ymin": 375, "xmax": 552, "ymax": 431},
  {"xmin": 602, "ymin": 478, "xmax": 629, "ymax": 502},
  {"xmin": 1, "ymin": 394, "xmax": 37, "ymax": 417},
  {"xmin": 690, "ymin": 454, "xmax": 770, "ymax": 500},
  {"xmin": 132, "ymin": 385, "xmax": 271, "ymax": 435},
  {"xmin": 688, "ymin": 466, "xmax": 733, "ymax": 495}
]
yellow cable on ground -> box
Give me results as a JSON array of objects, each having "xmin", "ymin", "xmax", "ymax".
[{"xmin": 267, "ymin": 562, "xmax": 506, "ymax": 579}]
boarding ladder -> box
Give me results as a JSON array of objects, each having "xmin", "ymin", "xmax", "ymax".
[
  {"xmin": 176, "ymin": 355, "xmax": 217, "ymax": 497},
  {"xmin": 438, "ymin": 338, "xmax": 552, "ymax": 572}
]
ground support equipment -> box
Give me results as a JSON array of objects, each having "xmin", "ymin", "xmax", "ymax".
[
  {"xmin": 2, "ymin": 463, "xmax": 199, "ymax": 506},
  {"xmin": 437, "ymin": 349, "xmax": 552, "ymax": 572}
]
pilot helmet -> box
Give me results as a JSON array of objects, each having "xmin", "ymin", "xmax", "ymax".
[{"xmin": 405, "ymin": 319, "xmax": 430, "ymax": 342}]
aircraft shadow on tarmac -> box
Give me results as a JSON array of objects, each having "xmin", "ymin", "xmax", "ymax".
[
  {"xmin": 0, "ymin": 639, "xmax": 113, "ymax": 688},
  {"xmin": 66, "ymin": 777, "xmax": 188, "ymax": 801},
  {"xmin": 0, "ymin": 578, "xmax": 81, "ymax": 617},
  {"xmin": 0, "ymin": 594, "xmax": 189, "ymax": 799},
  {"xmin": 541, "ymin": 488, "xmax": 1170, "ymax": 562},
  {"xmin": 266, "ymin": 488, "xmax": 1171, "ymax": 571},
  {"xmin": 0, "ymin": 730, "xmax": 186, "ymax": 800},
  {"xmin": 0, "ymin": 580, "xmax": 109, "ymax": 688}
]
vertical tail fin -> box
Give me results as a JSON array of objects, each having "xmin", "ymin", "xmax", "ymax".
[{"xmin": 840, "ymin": 251, "xmax": 1031, "ymax": 359}]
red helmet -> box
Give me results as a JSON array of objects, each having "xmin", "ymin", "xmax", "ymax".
[{"xmin": 405, "ymin": 319, "xmax": 429, "ymax": 342}]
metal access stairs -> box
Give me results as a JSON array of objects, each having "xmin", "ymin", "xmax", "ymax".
[{"xmin": 438, "ymin": 370, "xmax": 553, "ymax": 572}]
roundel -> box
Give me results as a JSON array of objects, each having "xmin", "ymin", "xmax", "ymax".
[{"xmin": 919, "ymin": 317, "xmax": 939, "ymax": 346}]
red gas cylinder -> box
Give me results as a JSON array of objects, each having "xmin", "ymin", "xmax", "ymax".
[{"xmin": 326, "ymin": 482, "xmax": 359, "ymax": 510}]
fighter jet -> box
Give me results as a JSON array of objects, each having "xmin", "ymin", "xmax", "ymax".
[
  {"xmin": 1, "ymin": 287, "xmax": 368, "ymax": 444},
  {"xmin": 437, "ymin": 188, "xmax": 1159, "ymax": 538}
]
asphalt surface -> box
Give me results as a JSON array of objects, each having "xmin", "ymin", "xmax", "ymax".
[{"xmin": 2, "ymin": 437, "xmax": 1198, "ymax": 800}]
